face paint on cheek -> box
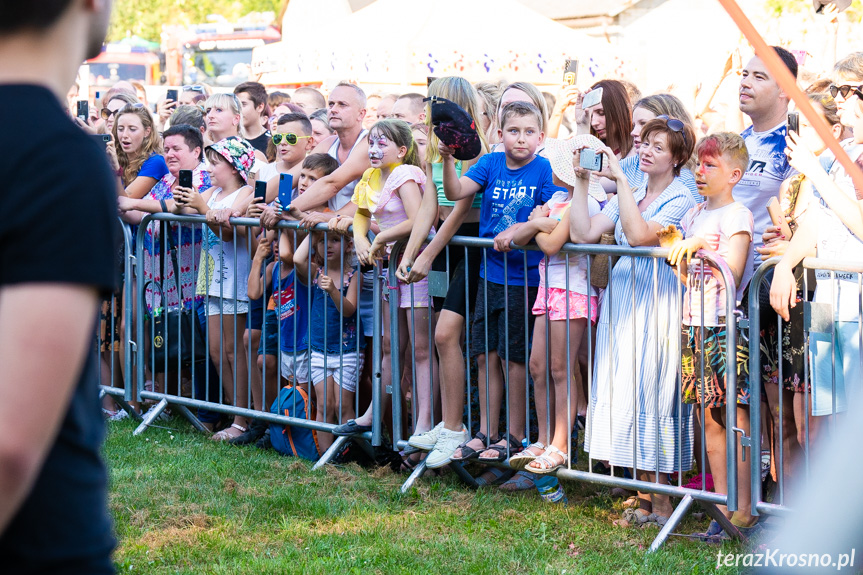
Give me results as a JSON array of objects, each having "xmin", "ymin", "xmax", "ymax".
[{"xmin": 368, "ymin": 133, "xmax": 388, "ymax": 161}]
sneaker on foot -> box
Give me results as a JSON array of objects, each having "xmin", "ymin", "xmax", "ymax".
[
  {"xmin": 425, "ymin": 426, "xmax": 469, "ymax": 468},
  {"xmin": 407, "ymin": 422, "xmax": 445, "ymax": 451},
  {"xmin": 107, "ymin": 409, "xmax": 130, "ymax": 422}
]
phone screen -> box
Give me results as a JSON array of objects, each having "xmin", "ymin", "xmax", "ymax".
[
  {"xmin": 278, "ymin": 173, "xmax": 293, "ymax": 207},
  {"xmin": 582, "ymin": 87, "xmax": 604, "ymax": 109},
  {"xmin": 76, "ymin": 100, "xmax": 89, "ymax": 120}
]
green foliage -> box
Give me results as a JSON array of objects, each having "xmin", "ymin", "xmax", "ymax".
[{"xmin": 107, "ymin": 0, "xmax": 283, "ymax": 44}]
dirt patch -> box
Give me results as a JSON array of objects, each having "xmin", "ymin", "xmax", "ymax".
[
  {"xmin": 164, "ymin": 513, "xmax": 212, "ymax": 530},
  {"xmin": 130, "ymin": 508, "xmax": 150, "ymax": 527},
  {"xmin": 223, "ymin": 478, "xmax": 239, "ymax": 494}
]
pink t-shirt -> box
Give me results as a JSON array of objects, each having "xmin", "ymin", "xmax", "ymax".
[{"xmin": 680, "ymin": 201, "xmax": 754, "ymax": 326}]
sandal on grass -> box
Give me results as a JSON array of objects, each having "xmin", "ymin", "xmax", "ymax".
[
  {"xmin": 478, "ymin": 433, "xmax": 523, "ymax": 463},
  {"xmin": 474, "ymin": 466, "xmax": 514, "ymax": 487},
  {"xmin": 622, "ymin": 508, "xmax": 668, "ymax": 528},
  {"xmin": 499, "ymin": 470, "xmax": 537, "ymax": 492},
  {"xmin": 211, "ymin": 423, "xmax": 247, "ymax": 442},
  {"xmin": 450, "ymin": 431, "xmax": 493, "ymax": 462},
  {"xmin": 508, "ymin": 442, "xmax": 546, "ymax": 470},
  {"xmin": 527, "ymin": 445, "xmax": 567, "ymax": 474}
]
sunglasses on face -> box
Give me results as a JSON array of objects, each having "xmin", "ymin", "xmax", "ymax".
[
  {"xmin": 828, "ymin": 84, "xmax": 863, "ymax": 100},
  {"xmin": 101, "ymin": 102, "xmax": 144, "ymax": 119},
  {"xmin": 272, "ymin": 133, "xmax": 312, "ymax": 146},
  {"xmin": 656, "ymin": 114, "xmax": 687, "ymax": 148}
]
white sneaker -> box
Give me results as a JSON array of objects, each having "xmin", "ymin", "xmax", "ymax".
[
  {"xmin": 107, "ymin": 409, "xmax": 130, "ymax": 422},
  {"xmin": 426, "ymin": 426, "xmax": 469, "ymax": 469},
  {"xmin": 407, "ymin": 421, "xmax": 445, "ymax": 450}
]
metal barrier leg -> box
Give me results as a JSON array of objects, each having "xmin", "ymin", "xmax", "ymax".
[
  {"xmin": 648, "ymin": 494, "xmax": 694, "ymax": 553},
  {"xmin": 133, "ymin": 398, "xmax": 169, "ymax": 436},
  {"xmin": 447, "ymin": 461, "xmax": 479, "ymax": 488},
  {"xmin": 172, "ymin": 403, "xmax": 209, "ymax": 433},
  {"xmin": 313, "ymin": 435, "xmax": 350, "ymax": 470},
  {"xmin": 400, "ymin": 460, "xmax": 428, "ymax": 494},
  {"xmin": 699, "ymin": 501, "xmax": 744, "ymax": 541}
]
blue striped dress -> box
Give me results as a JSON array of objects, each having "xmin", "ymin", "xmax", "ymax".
[{"xmin": 585, "ymin": 178, "xmax": 695, "ymax": 474}]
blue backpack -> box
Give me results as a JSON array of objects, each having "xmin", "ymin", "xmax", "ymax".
[{"xmin": 269, "ymin": 385, "xmax": 320, "ymax": 461}]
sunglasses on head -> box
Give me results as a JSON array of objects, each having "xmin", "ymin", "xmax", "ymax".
[
  {"xmin": 273, "ymin": 133, "xmax": 311, "ymax": 146},
  {"xmin": 182, "ymin": 85, "xmax": 206, "ymax": 94},
  {"xmin": 656, "ymin": 115, "xmax": 687, "ymax": 147},
  {"xmin": 828, "ymin": 84, "xmax": 863, "ymax": 100}
]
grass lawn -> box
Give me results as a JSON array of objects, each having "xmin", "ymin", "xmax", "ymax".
[{"xmin": 107, "ymin": 418, "xmax": 747, "ymax": 574}]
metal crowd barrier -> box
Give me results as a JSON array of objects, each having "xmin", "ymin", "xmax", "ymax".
[
  {"xmin": 130, "ymin": 214, "xmax": 383, "ymax": 468},
  {"xmin": 96, "ymin": 220, "xmax": 139, "ymax": 418},
  {"xmin": 381, "ymin": 234, "xmax": 743, "ymax": 551},
  {"xmin": 747, "ymin": 257, "xmax": 863, "ymax": 518}
]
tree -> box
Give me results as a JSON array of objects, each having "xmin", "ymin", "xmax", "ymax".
[{"xmin": 107, "ymin": 0, "xmax": 283, "ymax": 44}]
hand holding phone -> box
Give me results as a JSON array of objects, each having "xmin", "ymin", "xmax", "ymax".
[
  {"xmin": 178, "ymin": 169, "xmax": 193, "ymax": 189},
  {"xmin": 579, "ymin": 148, "xmax": 604, "ymax": 172},
  {"xmin": 254, "ymin": 180, "xmax": 268, "ymax": 202},
  {"xmin": 76, "ymin": 100, "xmax": 89, "ymax": 121},
  {"xmin": 787, "ymin": 112, "xmax": 799, "ymax": 136},
  {"xmin": 166, "ymin": 89, "xmax": 178, "ymax": 103}
]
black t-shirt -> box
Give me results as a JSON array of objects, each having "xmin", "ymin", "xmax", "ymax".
[
  {"xmin": 247, "ymin": 130, "xmax": 271, "ymax": 154},
  {"xmin": 0, "ymin": 85, "xmax": 118, "ymax": 573}
]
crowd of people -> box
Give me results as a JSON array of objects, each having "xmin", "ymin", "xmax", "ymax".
[{"xmin": 85, "ymin": 47, "xmax": 863, "ymax": 543}]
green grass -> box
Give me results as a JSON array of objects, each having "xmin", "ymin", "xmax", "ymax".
[{"xmin": 107, "ymin": 418, "xmax": 746, "ymax": 574}]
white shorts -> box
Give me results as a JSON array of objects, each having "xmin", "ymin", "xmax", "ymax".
[
  {"xmin": 207, "ymin": 297, "xmax": 250, "ymax": 317},
  {"xmin": 280, "ymin": 350, "xmax": 310, "ymax": 384},
  {"xmin": 310, "ymin": 350, "xmax": 363, "ymax": 393}
]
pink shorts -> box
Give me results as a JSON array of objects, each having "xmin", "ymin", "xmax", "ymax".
[
  {"xmin": 531, "ymin": 286, "xmax": 598, "ymax": 323},
  {"xmin": 382, "ymin": 275, "xmax": 431, "ymax": 308}
]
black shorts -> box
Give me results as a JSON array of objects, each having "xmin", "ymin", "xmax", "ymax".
[
  {"xmin": 469, "ymin": 279, "xmax": 538, "ymax": 364},
  {"xmin": 432, "ymin": 221, "xmax": 481, "ymax": 316}
]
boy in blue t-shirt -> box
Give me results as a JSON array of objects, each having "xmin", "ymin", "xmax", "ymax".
[{"xmin": 439, "ymin": 101, "xmax": 563, "ymax": 463}]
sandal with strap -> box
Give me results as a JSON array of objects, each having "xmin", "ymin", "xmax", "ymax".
[
  {"xmin": 527, "ymin": 445, "xmax": 568, "ymax": 474},
  {"xmin": 478, "ymin": 433, "xmax": 523, "ymax": 463},
  {"xmin": 498, "ymin": 470, "xmax": 537, "ymax": 492},
  {"xmin": 450, "ymin": 431, "xmax": 493, "ymax": 462},
  {"xmin": 211, "ymin": 423, "xmax": 248, "ymax": 442},
  {"xmin": 508, "ymin": 442, "xmax": 546, "ymax": 470}
]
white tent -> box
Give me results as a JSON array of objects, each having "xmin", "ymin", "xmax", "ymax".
[
  {"xmin": 251, "ymin": 0, "xmax": 355, "ymax": 86},
  {"xmin": 253, "ymin": 0, "xmax": 612, "ymax": 88}
]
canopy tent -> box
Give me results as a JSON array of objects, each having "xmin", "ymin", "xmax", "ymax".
[{"xmin": 252, "ymin": 0, "xmax": 612, "ymax": 87}]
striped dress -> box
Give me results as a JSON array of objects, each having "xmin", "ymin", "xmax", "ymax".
[{"xmin": 584, "ymin": 178, "xmax": 695, "ymax": 474}]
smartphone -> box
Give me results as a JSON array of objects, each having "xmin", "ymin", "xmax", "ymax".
[
  {"xmin": 254, "ymin": 180, "xmax": 268, "ymax": 202},
  {"xmin": 178, "ymin": 169, "xmax": 193, "ymax": 189},
  {"xmin": 766, "ymin": 196, "xmax": 793, "ymax": 238},
  {"xmin": 76, "ymin": 100, "xmax": 89, "ymax": 120},
  {"xmin": 563, "ymin": 59, "xmax": 578, "ymax": 86},
  {"xmin": 166, "ymin": 89, "xmax": 178, "ymax": 103},
  {"xmin": 787, "ymin": 112, "xmax": 800, "ymax": 135},
  {"xmin": 582, "ymin": 87, "xmax": 604, "ymax": 109},
  {"xmin": 278, "ymin": 173, "xmax": 293, "ymax": 207},
  {"xmin": 91, "ymin": 133, "xmax": 112, "ymax": 145},
  {"xmin": 579, "ymin": 148, "xmax": 604, "ymax": 171}
]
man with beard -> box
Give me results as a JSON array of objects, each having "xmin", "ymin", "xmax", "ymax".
[{"xmin": 0, "ymin": 1, "xmax": 119, "ymax": 572}]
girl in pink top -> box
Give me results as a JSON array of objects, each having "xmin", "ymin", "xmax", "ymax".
[{"xmin": 348, "ymin": 119, "xmax": 439, "ymax": 448}]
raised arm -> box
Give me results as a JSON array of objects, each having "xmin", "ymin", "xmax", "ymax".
[
  {"xmin": 441, "ymin": 147, "xmax": 482, "ymax": 202},
  {"xmin": 569, "ymin": 157, "xmax": 615, "ymax": 243},
  {"xmin": 289, "ymin": 140, "xmax": 371, "ymax": 213},
  {"xmin": 770, "ymin": 215, "xmax": 817, "ymax": 321}
]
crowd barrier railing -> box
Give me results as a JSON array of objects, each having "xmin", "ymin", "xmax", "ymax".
[
  {"xmin": 747, "ymin": 256, "xmax": 863, "ymax": 518},
  {"xmin": 96, "ymin": 220, "xmax": 140, "ymax": 419},
  {"xmin": 119, "ymin": 213, "xmax": 756, "ymax": 551},
  {"xmin": 130, "ymin": 213, "xmax": 383, "ymax": 467},
  {"xmin": 382, "ymin": 234, "xmax": 743, "ymax": 551}
]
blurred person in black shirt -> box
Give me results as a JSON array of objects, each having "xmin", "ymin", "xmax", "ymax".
[{"xmin": 0, "ymin": 0, "xmax": 119, "ymax": 573}]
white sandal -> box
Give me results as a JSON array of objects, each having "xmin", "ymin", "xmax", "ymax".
[
  {"xmin": 508, "ymin": 442, "xmax": 546, "ymax": 470},
  {"xmin": 211, "ymin": 423, "xmax": 247, "ymax": 442},
  {"xmin": 527, "ymin": 445, "xmax": 568, "ymax": 475}
]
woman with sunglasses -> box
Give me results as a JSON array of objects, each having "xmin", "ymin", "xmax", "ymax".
[{"xmin": 570, "ymin": 117, "xmax": 696, "ymax": 526}]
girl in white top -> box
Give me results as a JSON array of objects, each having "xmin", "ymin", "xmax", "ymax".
[
  {"xmin": 509, "ymin": 136, "xmax": 603, "ymax": 474},
  {"xmin": 173, "ymin": 136, "xmax": 255, "ymax": 441}
]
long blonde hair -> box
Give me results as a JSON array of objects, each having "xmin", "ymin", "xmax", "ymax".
[
  {"xmin": 113, "ymin": 103, "xmax": 162, "ymax": 186},
  {"xmin": 425, "ymin": 76, "xmax": 490, "ymax": 165}
]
